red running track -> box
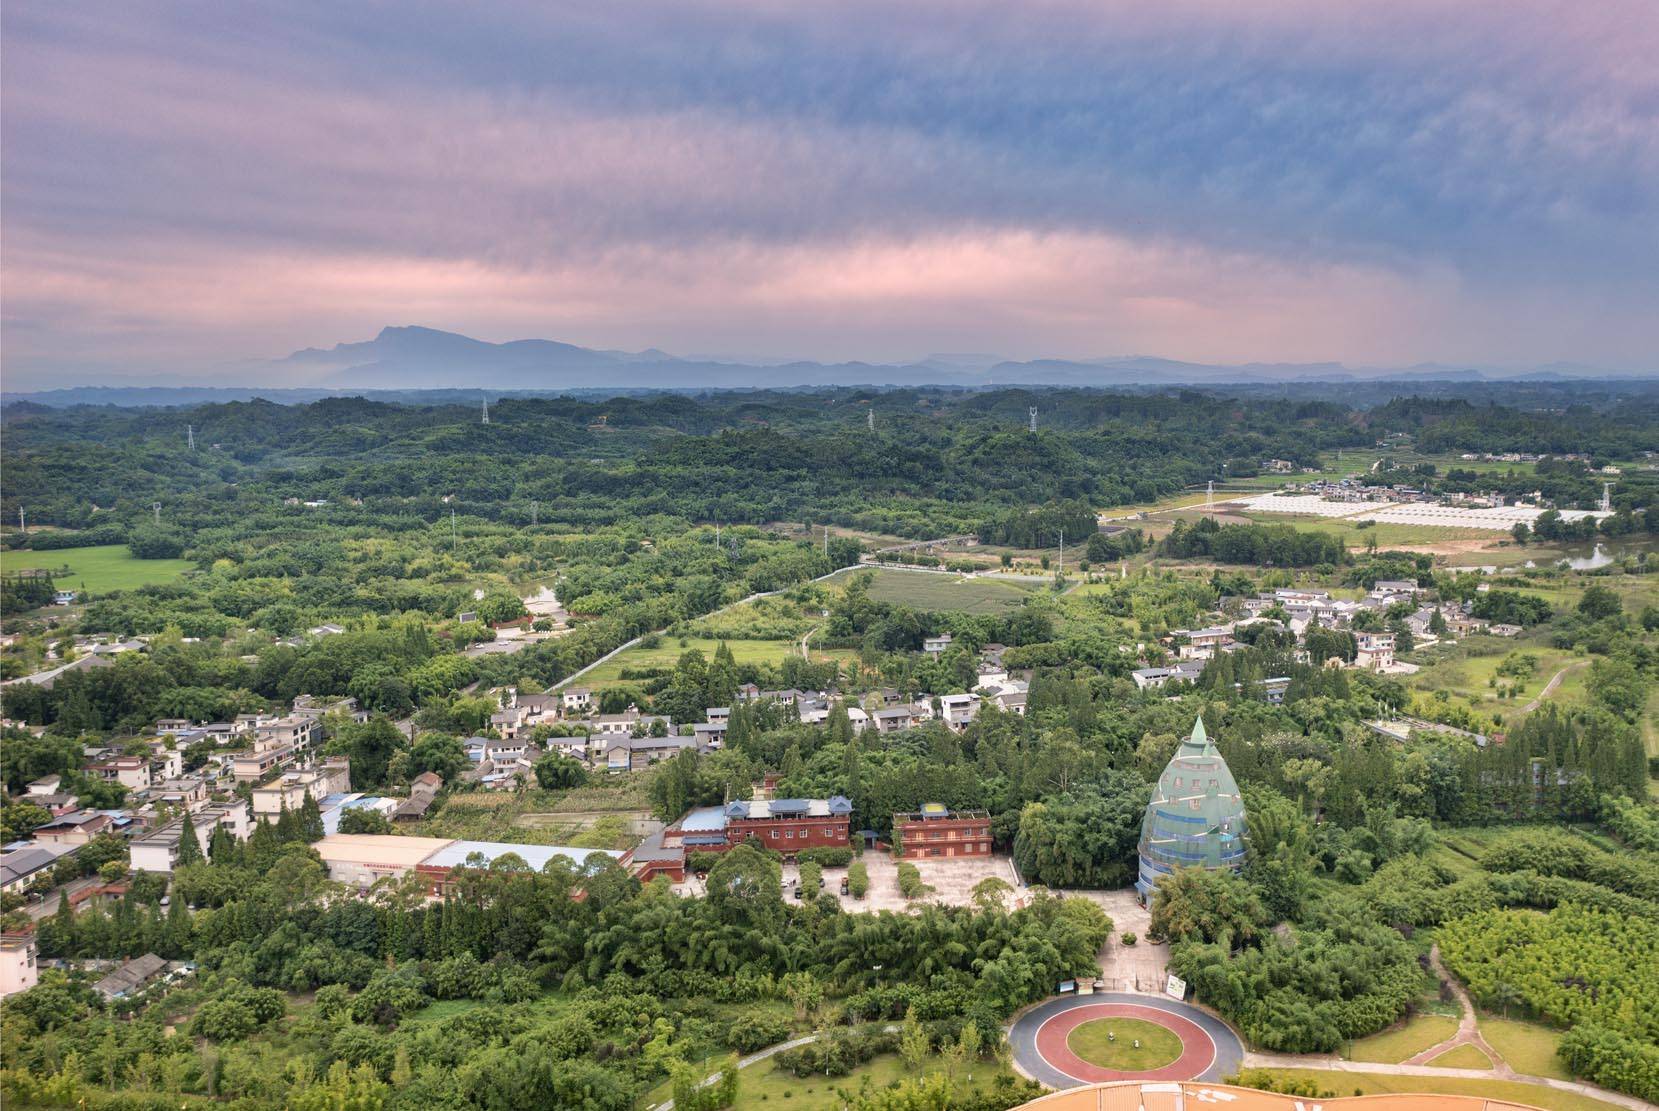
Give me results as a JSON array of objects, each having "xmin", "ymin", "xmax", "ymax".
[{"xmin": 1032, "ymin": 1002, "xmax": 1216, "ymax": 1083}]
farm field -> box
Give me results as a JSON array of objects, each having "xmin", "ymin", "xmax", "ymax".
[
  {"xmin": 578, "ymin": 636, "xmax": 857, "ymax": 686},
  {"xmin": 409, "ymin": 781, "xmax": 654, "ymax": 846},
  {"xmin": 830, "ymin": 566, "xmax": 1041, "ymax": 613},
  {"xmin": 0, "ymin": 543, "xmax": 193, "ymax": 593},
  {"xmin": 1235, "ymin": 512, "xmax": 1496, "ymax": 548},
  {"xmin": 1246, "ymin": 1070, "xmax": 1624, "ymax": 1111}
]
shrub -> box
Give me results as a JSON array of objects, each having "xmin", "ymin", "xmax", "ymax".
[
  {"xmin": 796, "ymin": 846, "xmax": 853, "ymax": 868},
  {"xmin": 725, "ymin": 1012, "xmax": 793, "ymax": 1053},
  {"xmin": 846, "ymin": 860, "xmax": 869, "ymax": 899},
  {"xmin": 1120, "ymin": 932, "xmax": 1137, "ymax": 946},
  {"xmin": 896, "ymin": 862, "xmax": 932, "ymax": 899}
]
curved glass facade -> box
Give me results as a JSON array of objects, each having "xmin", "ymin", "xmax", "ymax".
[{"xmin": 1135, "ymin": 716, "xmax": 1248, "ymax": 898}]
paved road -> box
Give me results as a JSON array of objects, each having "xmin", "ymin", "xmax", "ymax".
[{"xmin": 1007, "ymin": 992, "xmax": 1243, "ymax": 1088}]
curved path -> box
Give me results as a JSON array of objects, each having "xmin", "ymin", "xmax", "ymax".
[
  {"xmin": 1008, "ymin": 993, "xmax": 1243, "ymax": 1089},
  {"xmin": 1522, "ymin": 661, "xmax": 1588, "ymax": 713}
]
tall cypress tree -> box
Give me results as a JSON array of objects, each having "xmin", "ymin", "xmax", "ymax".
[
  {"xmin": 298, "ymin": 793, "xmax": 326, "ymax": 842},
  {"xmin": 209, "ymin": 823, "xmax": 237, "ymax": 867},
  {"xmin": 173, "ymin": 817, "xmax": 203, "ymax": 867}
]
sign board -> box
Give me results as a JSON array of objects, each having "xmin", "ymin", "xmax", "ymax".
[{"xmin": 1165, "ymin": 973, "xmax": 1187, "ymax": 1000}]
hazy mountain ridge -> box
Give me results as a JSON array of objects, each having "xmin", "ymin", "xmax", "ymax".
[{"xmin": 4, "ymin": 325, "xmax": 1654, "ymax": 403}]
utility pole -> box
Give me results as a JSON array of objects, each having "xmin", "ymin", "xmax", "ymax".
[
  {"xmin": 451, "ymin": 508, "xmax": 458, "ymax": 552},
  {"xmin": 1206, "ymin": 480, "xmax": 1215, "ymax": 509},
  {"xmin": 823, "ymin": 525, "xmax": 829, "ymax": 559},
  {"xmin": 1057, "ymin": 532, "xmax": 1063, "ymax": 579},
  {"xmin": 17, "ymin": 508, "xmax": 24, "ymax": 534}
]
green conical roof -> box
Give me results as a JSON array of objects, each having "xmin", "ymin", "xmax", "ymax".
[
  {"xmin": 1136, "ymin": 716, "xmax": 1247, "ymax": 896},
  {"xmin": 1179, "ymin": 715, "xmax": 1214, "ymax": 756}
]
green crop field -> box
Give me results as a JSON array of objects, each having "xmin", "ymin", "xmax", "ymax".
[
  {"xmin": 1, "ymin": 543, "xmax": 194, "ymax": 593},
  {"xmin": 578, "ymin": 636, "xmax": 857, "ymax": 686},
  {"xmin": 832, "ymin": 567, "xmax": 1040, "ymax": 614}
]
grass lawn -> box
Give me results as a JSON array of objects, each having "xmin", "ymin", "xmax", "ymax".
[
  {"xmin": 1251, "ymin": 1070, "xmax": 1624, "ymax": 1111},
  {"xmin": 725, "ymin": 1053, "xmax": 1013, "ymax": 1110},
  {"xmin": 1067, "ymin": 1018, "xmax": 1183, "ymax": 1071},
  {"xmin": 0, "ymin": 543, "xmax": 193, "ymax": 593},
  {"xmin": 1424, "ymin": 1043, "xmax": 1492, "ymax": 1069},
  {"xmin": 1478, "ymin": 1015, "xmax": 1571, "ymax": 1081},
  {"xmin": 579, "ymin": 636, "xmax": 858, "ymax": 686},
  {"xmin": 830, "ymin": 567, "xmax": 1040, "ymax": 614},
  {"xmin": 1340, "ymin": 1014, "xmax": 1459, "ymax": 1063},
  {"xmin": 1408, "ymin": 642, "xmax": 1588, "ymax": 730}
]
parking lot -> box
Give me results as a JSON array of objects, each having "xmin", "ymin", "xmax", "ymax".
[{"xmin": 674, "ymin": 849, "xmax": 1022, "ymax": 912}]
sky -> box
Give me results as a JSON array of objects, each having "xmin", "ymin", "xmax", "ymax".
[{"xmin": 3, "ymin": 0, "xmax": 1657, "ymax": 387}]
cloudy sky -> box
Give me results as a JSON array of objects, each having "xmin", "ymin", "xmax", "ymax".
[{"xmin": 3, "ymin": 0, "xmax": 1656, "ymax": 385}]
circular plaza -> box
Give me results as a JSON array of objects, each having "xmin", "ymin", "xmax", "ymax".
[{"xmin": 1007, "ymin": 993, "xmax": 1244, "ymax": 1088}]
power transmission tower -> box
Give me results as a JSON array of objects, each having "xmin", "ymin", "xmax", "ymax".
[
  {"xmin": 187, "ymin": 425, "xmax": 195, "ymax": 451},
  {"xmin": 1602, "ymin": 482, "xmax": 1612, "ymax": 512},
  {"xmin": 1029, "ymin": 407, "xmax": 1038, "ymax": 433},
  {"xmin": 17, "ymin": 508, "xmax": 25, "ymax": 534},
  {"xmin": 530, "ymin": 500, "xmax": 538, "ymax": 527},
  {"xmin": 152, "ymin": 502, "xmax": 161, "ymax": 525},
  {"xmin": 1206, "ymin": 480, "xmax": 1214, "ymax": 509},
  {"xmin": 867, "ymin": 409, "xmax": 875, "ymax": 432},
  {"xmin": 823, "ymin": 525, "xmax": 829, "ymax": 558},
  {"xmin": 481, "ymin": 395, "xmax": 490, "ymax": 425}
]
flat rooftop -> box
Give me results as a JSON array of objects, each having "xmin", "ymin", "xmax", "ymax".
[{"xmin": 314, "ymin": 834, "xmax": 454, "ymax": 869}]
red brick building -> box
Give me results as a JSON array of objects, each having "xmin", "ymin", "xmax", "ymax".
[
  {"xmin": 723, "ymin": 796, "xmax": 854, "ymax": 855},
  {"xmin": 893, "ymin": 804, "xmax": 992, "ymax": 858}
]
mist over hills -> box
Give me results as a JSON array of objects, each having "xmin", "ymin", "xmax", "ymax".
[{"xmin": 5, "ymin": 325, "xmax": 1654, "ymax": 406}]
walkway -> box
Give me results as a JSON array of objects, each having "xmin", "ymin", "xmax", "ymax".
[
  {"xmin": 1523, "ymin": 661, "xmax": 1588, "ymax": 713},
  {"xmin": 1399, "ymin": 945, "xmax": 1508, "ymax": 1074}
]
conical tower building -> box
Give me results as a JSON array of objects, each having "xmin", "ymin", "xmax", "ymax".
[{"xmin": 1135, "ymin": 716, "xmax": 1247, "ymax": 899}]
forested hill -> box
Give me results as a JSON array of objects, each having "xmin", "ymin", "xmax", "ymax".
[
  {"xmin": 1, "ymin": 388, "xmax": 1653, "ymax": 541},
  {"xmin": 0, "ymin": 390, "xmax": 1361, "ymax": 538}
]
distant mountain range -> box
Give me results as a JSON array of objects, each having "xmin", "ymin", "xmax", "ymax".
[
  {"xmin": 274, "ymin": 326, "xmax": 1659, "ymax": 389},
  {"xmin": 5, "ymin": 325, "xmax": 1654, "ymax": 404}
]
